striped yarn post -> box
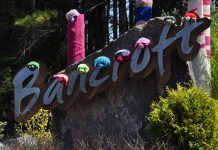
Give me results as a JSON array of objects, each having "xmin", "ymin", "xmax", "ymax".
[
  {"xmin": 187, "ymin": 0, "xmax": 211, "ymax": 93},
  {"xmin": 135, "ymin": 0, "xmax": 153, "ymax": 25}
]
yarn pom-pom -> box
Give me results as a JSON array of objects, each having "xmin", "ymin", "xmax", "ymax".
[
  {"xmin": 114, "ymin": 49, "xmax": 131, "ymax": 63},
  {"xmin": 94, "ymin": 56, "xmax": 111, "ymax": 69},
  {"xmin": 66, "ymin": 9, "xmax": 80, "ymax": 22},
  {"xmin": 53, "ymin": 74, "xmax": 69, "ymax": 86},
  {"xmin": 134, "ymin": 37, "xmax": 151, "ymax": 49},
  {"xmin": 27, "ymin": 61, "xmax": 40, "ymax": 71},
  {"xmin": 77, "ymin": 64, "xmax": 90, "ymax": 74}
]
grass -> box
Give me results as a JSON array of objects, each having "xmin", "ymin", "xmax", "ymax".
[{"xmin": 1, "ymin": 135, "xmax": 175, "ymax": 150}]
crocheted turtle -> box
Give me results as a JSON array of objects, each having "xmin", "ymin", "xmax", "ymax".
[
  {"xmin": 164, "ymin": 16, "xmax": 176, "ymax": 24},
  {"xmin": 53, "ymin": 74, "xmax": 69, "ymax": 86},
  {"xmin": 27, "ymin": 61, "xmax": 40, "ymax": 71},
  {"xmin": 66, "ymin": 9, "xmax": 80, "ymax": 22},
  {"xmin": 183, "ymin": 9, "xmax": 200, "ymax": 23},
  {"xmin": 94, "ymin": 56, "xmax": 111, "ymax": 69},
  {"xmin": 134, "ymin": 37, "xmax": 151, "ymax": 49},
  {"xmin": 77, "ymin": 64, "xmax": 89, "ymax": 74},
  {"xmin": 114, "ymin": 49, "xmax": 131, "ymax": 63}
]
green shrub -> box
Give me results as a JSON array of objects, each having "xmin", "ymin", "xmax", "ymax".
[
  {"xmin": 0, "ymin": 121, "xmax": 7, "ymax": 140},
  {"xmin": 15, "ymin": 109, "xmax": 51, "ymax": 142},
  {"xmin": 211, "ymin": 11, "xmax": 218, "ymax": 99},
  {"xmin": 15, "ymin": 10, "xmax": 58, "ymax": 27},
  {"xmin": 146, "ymin": 85, "xmax": 218, "ymax": 149}
]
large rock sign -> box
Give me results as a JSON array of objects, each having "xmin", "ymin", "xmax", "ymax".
[
  {"xmin": 13, "ymin": 17, "xmax": 211, "ymax": 149},
  {"xmin": 13, "ymin": 17, "xmax": 210, "ymax": 126}
]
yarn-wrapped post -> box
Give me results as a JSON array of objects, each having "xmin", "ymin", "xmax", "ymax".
[
  {"xmin": 187, "ymin": 0, "xmax": 211, "ymax": 93},
  {"xmin": 66, "ymin": 10, "xmax": 85, "ymax": 66},
  {"xmin": 135, "ymin": 0, "xmax": 153, "ymax": 25}
]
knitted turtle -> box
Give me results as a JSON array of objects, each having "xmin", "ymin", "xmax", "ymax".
[
  {"xmin": 53, "ymin": 74, "xmax": 69, "ymax": 86},
  {"xmin": 114, "ymin": 49, "xmax": 131, "ymax": 63},
  {"xmin": 27, "ymin": 61, "xmax": 40, "ymax": 71},
  {"xmin": 77, "ymin": 64, "xmax": 90, "ymax": 74},
  {"xmin": 66, "ymin": 9, "xmax": 80, "ymax": 22},
  {"xmin": 134, "ymin": 37, "xmax": 151, "ymax": 49},
  {"xmin": 94, "ymin": 56, "xmax": 111, "ymax": 69},
  {"xmin": 183, "ymin": 9, "xmax": 200, "ymax": 23},
  {"xmin": 164, "ymin": 16, "xmax": 176, "ymax": 24}
]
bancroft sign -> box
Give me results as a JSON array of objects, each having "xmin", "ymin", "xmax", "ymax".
[{"xmin": 13, "ymin": 18, "xmax": 210, "ymax": 123}]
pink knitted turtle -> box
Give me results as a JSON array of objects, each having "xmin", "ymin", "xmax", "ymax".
[
  {"xmin": 53, "ymin": 74, "xmax": 69, "ymax": 86},
  {"xmin": 134, "ymin": 37, "xmax": 151, "ymax": 49}
]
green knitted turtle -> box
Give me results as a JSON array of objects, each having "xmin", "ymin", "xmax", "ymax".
[
  {"xmin": 77, "ymin": 64, "xmax": 89, "ymax": 74},
  {"xmin": 27, "ymin": 61, "xmax": 40, "ymax": 71},
  {"xmin": 164, "ymin": 16, "xmax": 176, "ymax": 24}
]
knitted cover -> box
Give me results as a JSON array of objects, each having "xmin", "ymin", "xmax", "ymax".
[
  {"xmin": 114, "ymin": 50, "xmax": 131, "ymax": 63},
  {"xmin": 67, "ymin": 14, "xmax": 85, "ymax": 66},
  {"xmin": 94, "ymin": 56, "xmax": 111, "ymax": 69},
  {"xmin": 134, "ymin": 37, "xmax": 151, "ymax": 48},
  {"xmin": 135, "ymin": 0, "xmax": 153, "ymax": 25},
  {"xmin": 164, "ymin": 16, "xmax": 176, "ymax": 24},
  {"xmin": 184, "ymin": 11, "xmax": 200, "ymax": 20},
  {"xmin": 53, "ymin": 74, "xmax": 69, "ymax": 86},
  {"xmin": 27, "ymin": 61, "xmax": 40, "ymax": 70},
  {"xmin": 77, "ymin": 64, "xmax": 90, "ymax": 74},
  {"xmin": 187, "ymin": 0, "xmax": 211, "ymax": 93}
]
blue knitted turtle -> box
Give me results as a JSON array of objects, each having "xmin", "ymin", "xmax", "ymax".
[{"xmin": 94, "ymin": 56, "xmax": 111, "ymax": 69}]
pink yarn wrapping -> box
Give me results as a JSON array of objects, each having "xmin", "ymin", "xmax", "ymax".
[
  {"xmin": 206, "ymin": 49, "xmax": 211, "ymax": 59},
  {"xmin": 67, "ymin": 14, "xmax": 85, "ymax": 66},
  {"xmin": 203, "ymin": 0, "xmax": 210, "ymax": 5},
  {"xmin": 205, "ymin": 36, "xmax": 211, "ymax": 45}
]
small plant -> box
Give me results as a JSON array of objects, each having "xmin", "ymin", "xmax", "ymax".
[
  {"xmin": 146, "ymin": 84, "xmax": 218, "ymax": 149},
  {"xmin": 15, "ymin": 109, "xmax": 51, "ymax": 142},
  {"xmin": 0, "ymin": 121, "xmax": 7, "ymax": 140}
]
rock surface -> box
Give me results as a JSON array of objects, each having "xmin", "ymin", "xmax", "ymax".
[{"xmin": 50, "ymin": 18, "xmax": 194, "ymax": 149}]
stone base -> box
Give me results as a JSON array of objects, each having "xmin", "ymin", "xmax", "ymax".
[{"xmin": 51, "ymin": 52, "xmax": 191, "ymax": 149}]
